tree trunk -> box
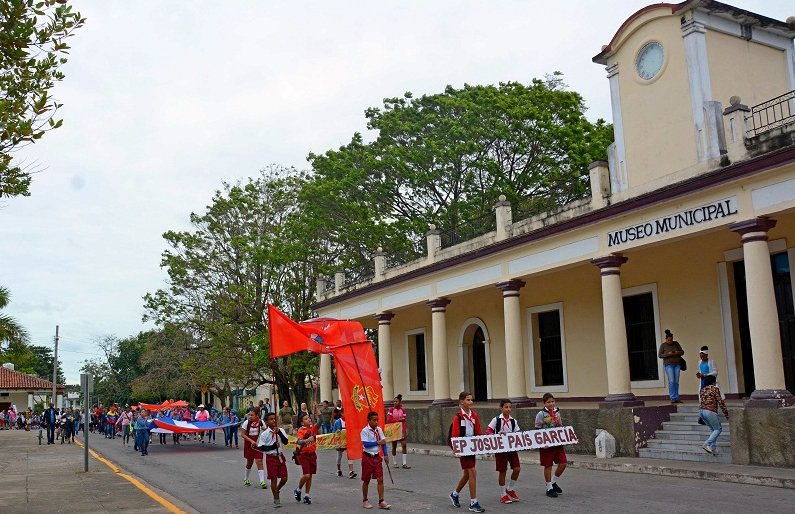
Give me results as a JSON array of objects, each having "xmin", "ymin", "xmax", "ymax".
[
  {"xmin": 276, "ymin": 381, "xmax": 291, "ymax": 409},
  {"xmin": 292, "ymin": 372, "xmax": 308, "ymax": 407}
]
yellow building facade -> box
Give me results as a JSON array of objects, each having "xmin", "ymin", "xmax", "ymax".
[{"xmin": 313, "ymin": 1, "xmax": 795, "ymax": 412}]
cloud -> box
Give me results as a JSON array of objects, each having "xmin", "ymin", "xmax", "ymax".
[{"xmin": 10, "ymin": 300, "xmax": 68, "ymax": 316}]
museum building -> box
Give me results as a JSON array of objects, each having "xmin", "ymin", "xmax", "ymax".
[{"xmin": 313, "ymin": 0, "xmax": 795, "ymax": 433}]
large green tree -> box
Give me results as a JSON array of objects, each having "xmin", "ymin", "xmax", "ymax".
[
  {"xmin": 305, "ymin": 75, "xmax": 613, "ymax": 274},
  {"xmin": 367, "ymin": 75, "xmax": 613, "ymax": 218},
  {"xmin": 143, "ymin": 167, "xmax": 325, "ymax": 407},
  {"xmin": 1, "ymin": 0, "xmax": 85, "ymax": 197},
  {"xmin": 303, "ymin": 134, "xmax": 422, "ymax": 277}
]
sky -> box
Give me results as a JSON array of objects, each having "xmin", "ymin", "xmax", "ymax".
[{"xmin": 1, "ymin": 1, "xmax": 792, "ymax": 384}]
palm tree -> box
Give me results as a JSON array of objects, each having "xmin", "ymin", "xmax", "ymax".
[{"xmin": 0, "ymin": 285, "xmax": 29, "ymax": 349}]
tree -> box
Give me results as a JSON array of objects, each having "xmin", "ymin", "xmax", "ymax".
[
  {"xmin": 28, "ymin": 344, "xmax": 64, "ymax": 384},
  {"xmin": 143, "ymin": 167, "xmax": 323, "ymax": 406},
  {"xmin": 0, "ymin": 285, "xmax": 28, "ymax": 347},
  {"xmin": 0, "ymin": 287, "xmax": 64, "ymax": 383},
  {"xmin": 132, "ymin": 326, "xmax": 195, "ymax": 403},
  {"xmin": 305, "ymin": 75, "xmax": 613, "ymax": 274},
  {"xmin": 1, "ymin": 0, "xmax": 85, "ymax": 197},
  {"xmin": 79, "ymin": 334, "xmax": 146, "ymax": 406},
  {"xmin": 80, "ymin": 358, "xmax": 112, "ymax": 405},
  {"xmin": 303, "ymin": 134, "xmax": 423, "ymax": 277},
  {"xmin": 366, "ymin": 75, "xmax": 613, "ymax": 220}
]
